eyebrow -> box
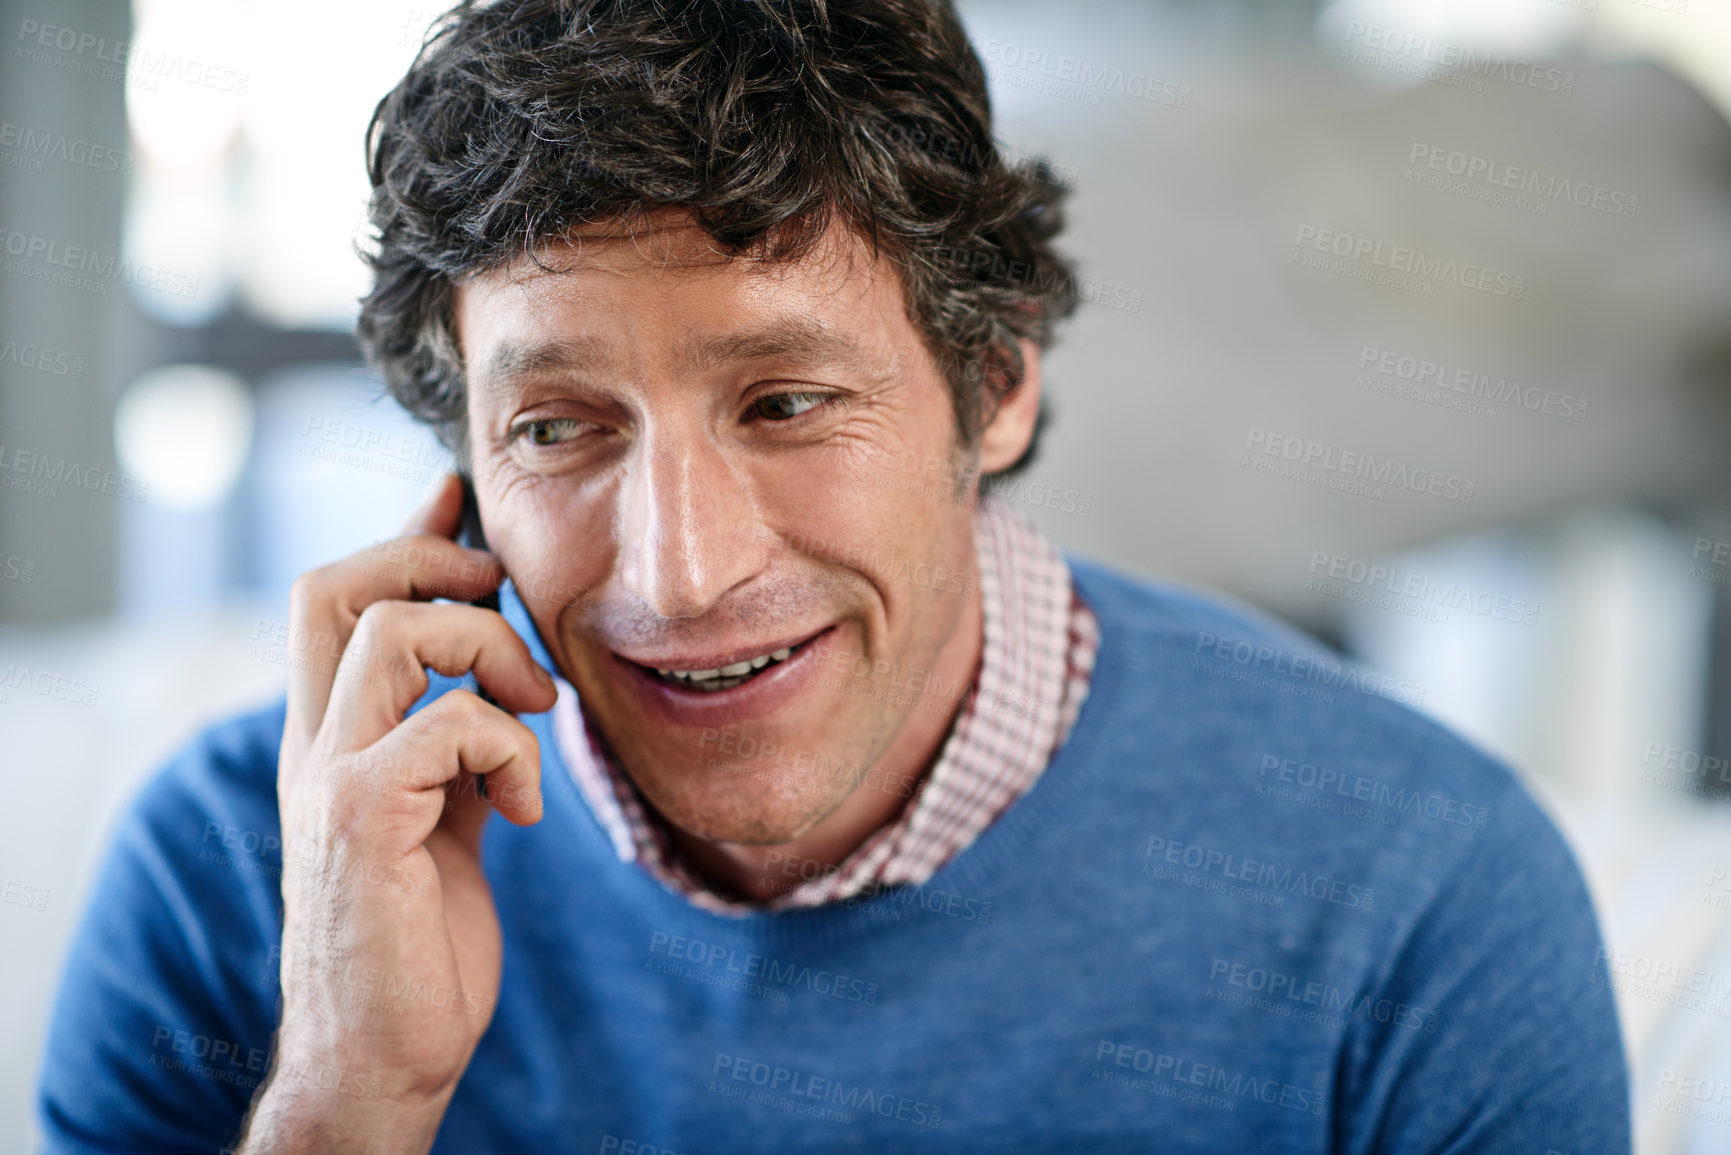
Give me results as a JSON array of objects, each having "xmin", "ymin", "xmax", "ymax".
[
  {"xmin": 674, "ymin": 316, "xmax": 861, "ymax": 373},
  {"xmin": 474, "ymin": 317, "xmax": 863, "ymax": 395},
  {"xmin": 474, "ymin": 334, "xmax": 611, "ymax": 395}
]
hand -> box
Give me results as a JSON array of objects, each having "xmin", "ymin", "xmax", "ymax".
[{"xmin": 238, "ymin": 474, "xmax": 558, "ymax": 1154}]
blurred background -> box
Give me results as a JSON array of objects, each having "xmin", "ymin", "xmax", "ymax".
[{"xmin": 3, "ymin": 0, "xmax": 1730, "ymax": 1149}]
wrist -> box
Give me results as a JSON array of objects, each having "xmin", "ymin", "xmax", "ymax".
[{"xmin": 237, "ymin": 1058, "xmax": 451, "ymax": 1155}]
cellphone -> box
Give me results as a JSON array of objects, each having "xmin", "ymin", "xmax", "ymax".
[
  {"xmin": 458, "ymin": 474, "xmax": 504, "ymax": 802},
  {"xmin": 458, "ymin": 473, "xmax": 501, "ymax": 612}
]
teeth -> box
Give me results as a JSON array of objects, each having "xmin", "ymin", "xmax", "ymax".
[{"xmin": 651, "ymin": 643, "xmax": 799, "ymax": 689}]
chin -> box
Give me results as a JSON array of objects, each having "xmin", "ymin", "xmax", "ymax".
[{"xmin": 631, "ymin": 760, "xmax": 848, "ymax": 846}]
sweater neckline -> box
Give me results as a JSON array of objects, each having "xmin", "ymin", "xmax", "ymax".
[{"xmin": 518, "ymin": 560, "xmax": 1129, "ymax": 949}]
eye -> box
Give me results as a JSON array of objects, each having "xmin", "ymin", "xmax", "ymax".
[
  {"xmin": 750, "ymin": 391, "xmax": 836, "ymax": 422},
  {"xmin": 512, "ymin": 417, "xmax": 590, "ymax": 446}
]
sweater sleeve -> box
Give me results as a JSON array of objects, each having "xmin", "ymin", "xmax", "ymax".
[
  {"xmin": 1337, "ymin": 781, "xmax": 1632, "ymax": 1155},
  {"xmin": 35, "ymin": 705, "xmax": 287, "ymax": 1155}
]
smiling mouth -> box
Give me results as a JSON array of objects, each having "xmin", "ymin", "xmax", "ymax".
[{"xmin": 630, "ymin": 631, "xmax": 825, "ymax": 693}]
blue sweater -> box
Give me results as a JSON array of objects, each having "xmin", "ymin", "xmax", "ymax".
[{"xmin": 36, "ymin": 559, "xmax": 1631, "ymax": 1153}]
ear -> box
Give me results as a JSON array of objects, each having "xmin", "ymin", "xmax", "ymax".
[{"xmin": 975, "ymin": 338, "xmax": 1043, "ymax": 475}]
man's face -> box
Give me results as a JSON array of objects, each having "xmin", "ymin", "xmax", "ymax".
[{"xmin": 454, "ymin": 214, "xmax": 994, "ymax": 845}]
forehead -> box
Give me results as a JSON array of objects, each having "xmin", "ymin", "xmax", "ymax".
[{"xmin": 451, "ymin": 212, "xmax": 901, "ymax": 364}]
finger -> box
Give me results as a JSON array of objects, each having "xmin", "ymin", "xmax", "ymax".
[
  {"xmin": 435, "ymin": 772, "xmax": 498, "ymax": 856},
  {"xmin": 402, "ymin": 472, "xmax": 467, "ymax": 538},
  {"xmin": 316, "ymin": 600, "xmax": 556, "ymax": 756},
  {"xmin": 283, "ymin": 535, "xmax": 505, "ymax": 749},
  {"xmin": 384, "ymin": 691, "xmax": 544, "ymax": 828},
  {"xmin": 300, "ymin": 690, "xmax": 543, "ymax": 856}
]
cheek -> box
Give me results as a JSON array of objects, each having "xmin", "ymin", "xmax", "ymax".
[
  {"xmin": 770, "ymin": 450, "xmax": 922, "ymax": 580},
  {"xmin": 487, "ymin": 482, "xmax": 618, "ymax": 617},
  {"xmin": 780, "ymin": 400, "xmax": 967, "ymax": 538}
]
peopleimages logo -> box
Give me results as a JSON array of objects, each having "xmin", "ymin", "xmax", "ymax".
[
  {"xmin": 1706, "ymin": 865, "xmax": 1731, "ymax": 913},
  {"xmin": 1640, "ymin": 741, "xmax": 1731, "ymax": 791},
  {"xmin": 931, "ymin": 243, "xmax": 1142, "ymax": 313},
  {"xmin": 1293, "ymin": 225, "xmax": 1526, "ymax": 299},
  {"xmin": 1594, "ymin": 947, "xmax": 1731, "ymax": 1017},
  {"xmin": 1690, "ymin": 537, "xmax": 1731, "ymax": 588},
  {"xmin": 648, "ymin": 932, "xmax": 881, "ymax": 1005},
  {"xmin": 1143, "ymin": 833, "xmax": 1377, "ymax": 912},
  {"xmin": 0, "ymin": 338, "xmax": 83, "ymax": 378},
  {"xmin": 1306, "ymin": 549, "xmax": 1540, "ymax": 627},
  {"xmin": 0, "ymin": 874, "xmax": 49, "ymax": 911},
  {"xmin": 1653, "ymin": 1070, "xmax": 1731, "ymax": 1131},
  {"xmin": 15, "ymin": 19, "xmax": 251, "ymax": 95},
  {"xmin": 0, "ymin": 446, "xmax": 148, "ymax": 502},
  {"xmin": 1406, "ymin": 144, "xmax": 1636, "ymax": 219},
  {"xmin": 1356, "ymin": 345, "xmax": 1588, "ymax": 423},
  {"xmin": 149, "ymin": 1025, "xmax": 265, "ymax": 1089},
  {"xmin": 0, "ymin": 226, "xmax": 199, "ymax": 299},
  {"xmin": 0, "ymin": 121, "xmax": 131, "ymax": 175},
  {"xmin": 1092, "ymin": 1041, "xmax": 1326, "ymax": 1115},
  {"xmin": 710, "ymin": 1053, "xmax": 944, "ymax": 1127},
  {"xmin": 1256, "ymin": 754, "xmax": 1493, "ymax": 830},
  {"xmin": 1206, "ymin": 956, "xmax": 1441, "ymax": 1034},
  {"xmin": 1341, "ymin": 22, "xmax": 1575, "ymax": 96},
  {"xmin": 1192, "ymin": 630, "xmax": 1426, "ymax": 707},
  {"xmin": 1244, "ymin": 428, "xmax": 1475, "ymax": 505},
  {"xmin": 970, "ymin": 38, "xmax": 1192, "ymax": 108}
]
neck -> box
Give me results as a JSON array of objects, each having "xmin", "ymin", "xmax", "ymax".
[{"xmin": 670, "ymin": 546, "xmax": 986, "ymax": 904}]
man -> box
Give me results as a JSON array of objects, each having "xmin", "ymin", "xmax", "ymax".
[{"xmin": 37, "ymin": 0, "xmax": 1630, "ymax": 1151}]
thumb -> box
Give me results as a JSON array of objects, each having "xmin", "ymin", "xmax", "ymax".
[{"xmin": 404, "ymin": 473, "xmax": 468, "ymax": 539}]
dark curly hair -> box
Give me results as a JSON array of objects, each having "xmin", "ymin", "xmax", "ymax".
[{"xmin": 357, "ymin": 0, "xmax": 1078, "ymax": 479}]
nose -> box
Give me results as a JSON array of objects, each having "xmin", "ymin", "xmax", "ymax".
[{"xmin": 615, "ymin": 422, "xmax": 767, "ymax": 618}]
